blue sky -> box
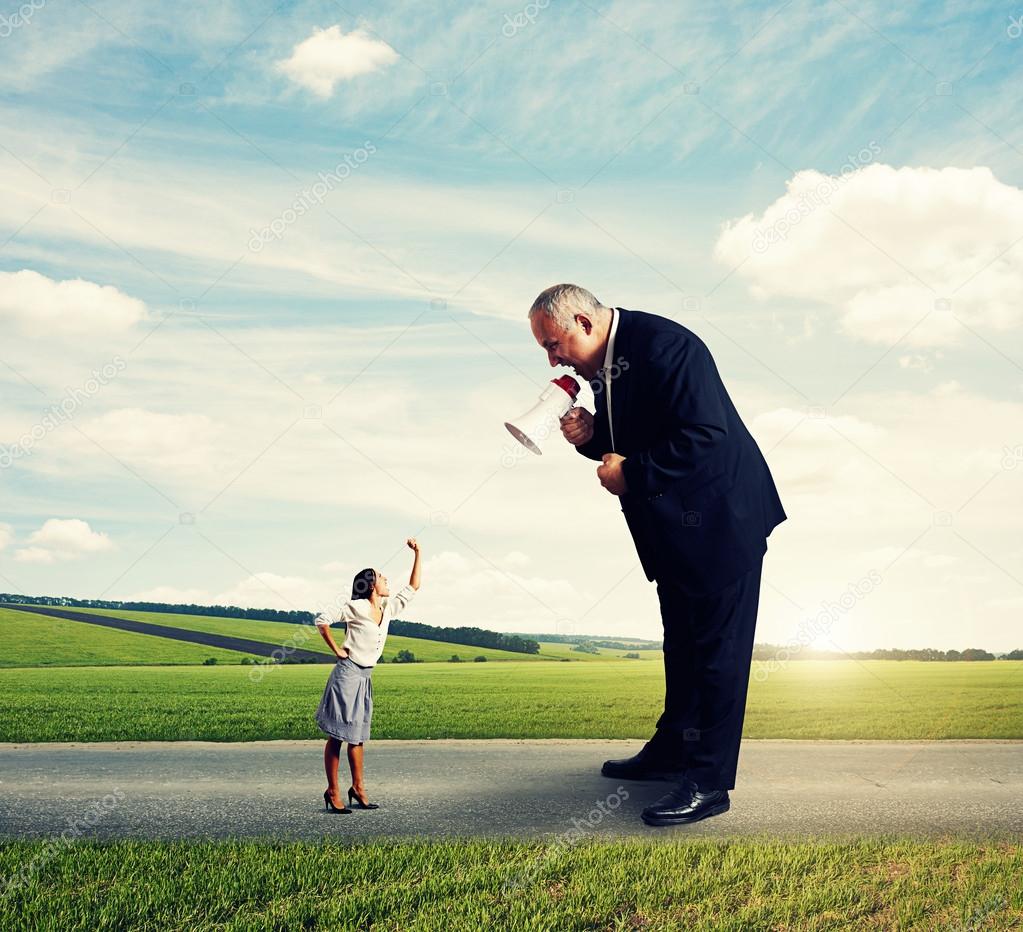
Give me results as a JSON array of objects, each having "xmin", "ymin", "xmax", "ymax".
[{"xmin": 1, "ymin": 0, "xmax": 1021, "ymax": 650}]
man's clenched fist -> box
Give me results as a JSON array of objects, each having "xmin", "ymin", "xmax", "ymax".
[
  {"xmin": 560, "ymin": 407, "xmax": 594, "ymax": 446},
  {"xmin": 597, "ymin": 453, "xmax": 628, "ymax": 496}
]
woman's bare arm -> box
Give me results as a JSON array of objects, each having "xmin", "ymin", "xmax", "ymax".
[
  {"xmin": 317, "ymin": 624, "xmax": 348, "ymax": 659},
  {"xmin": 407, "ymin": 537, "xmax": 422, "ymax": 590}
]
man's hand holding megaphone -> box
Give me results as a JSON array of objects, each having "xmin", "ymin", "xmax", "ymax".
[
  {"xmin": 559, "ymin": 407, "xmax": 594, "ymax": 446},
  {"xmin": 560, "ymin": 409, "xmax": 628, "ymax": 496}
]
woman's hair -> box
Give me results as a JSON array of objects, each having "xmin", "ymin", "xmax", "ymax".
[{"xmin": 351, "ymin": 568, "xmax": 377, "ymax": 600}]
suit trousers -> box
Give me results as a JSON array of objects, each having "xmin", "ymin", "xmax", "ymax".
[{"xmin": 649, "ymin": 556, "xmax": 764, "ymax": 791}]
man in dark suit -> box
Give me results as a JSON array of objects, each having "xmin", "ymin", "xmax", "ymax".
[{"xmin": 528, "ymin": 283, "xmax": 787, "ymax": 826}]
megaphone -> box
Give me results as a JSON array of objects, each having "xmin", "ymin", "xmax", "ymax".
[{"xmin": 504, "ymin": 375, "xmax": 580, "ymax": 455}]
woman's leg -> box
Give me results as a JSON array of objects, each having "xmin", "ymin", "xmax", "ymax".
[
  {"xmin": 346, "ymin": 741, "xmax": 368, "ymax": 800},
  {"xmin": 324, "ymin": 737, "xmax": 343, "ymax": 802}
]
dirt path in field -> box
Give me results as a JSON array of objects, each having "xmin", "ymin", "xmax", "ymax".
[
  {"xmin": 4, "ymin": 604, "xmax": 331, "ymax": 663},
  {"xmin": 0, "ymin": 739, "xmax": 1019, "ymax": 841}
]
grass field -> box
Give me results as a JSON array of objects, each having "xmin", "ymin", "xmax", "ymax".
[
  {"xmin": 0, "ymin": 659, "xmax": 1018, "ymax": 743},
  {"xmin": 0, "ymin": 837, "xmax": 1018, "ymax": 930},
  {"xmin": 1, "ymin": 606, "xmax": 652, "ymax": 666},
  {"xmin": 3, "ymin": 606, "xmax": 660, "ymax": 666},
  {"xmin": 0, "ymin": 608, "xmax": 264, "ymax": 667}
]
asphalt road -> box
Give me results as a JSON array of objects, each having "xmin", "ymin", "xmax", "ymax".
[{"xmin": 0, "ymin": 739, "xmax": 1020, "ymax": 841}]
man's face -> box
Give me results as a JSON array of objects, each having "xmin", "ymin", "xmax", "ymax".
[{"xmin": 530, "ymin": 312, "xmax": 604, "ymax": 380}]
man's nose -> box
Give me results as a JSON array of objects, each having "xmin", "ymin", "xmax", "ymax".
[{"xmin": 547, "ymin": 350, "xmax": 559, "ymax": 367}]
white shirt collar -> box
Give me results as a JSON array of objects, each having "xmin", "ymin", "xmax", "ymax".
[
  {"xmin": 348, "ymin": 598, "xmax": 383, "ymax": 619},
  {"xmin": 601, "ymin": 307, "xmax": 620, "ymax": 374}
]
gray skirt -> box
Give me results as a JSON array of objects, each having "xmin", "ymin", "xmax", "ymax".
[{"xmin": 315, "ymin": 656, "xmax": 373, "ymax": 743}]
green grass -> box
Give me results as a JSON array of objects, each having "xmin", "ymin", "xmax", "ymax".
[
  {"xmin": 0, "ymin": 660, "xmax": 1019, "ymax": 742},
  {"xmin": 0, "ymin": 837, "xmax": 1019, "ymax": 930},
  {"xmin": 2, "ymin": 606, "xmax": 596, "ymax": 665},
  {"xmin": 0, "ymin": 608, "xmax": 262, "ymax": 667}
]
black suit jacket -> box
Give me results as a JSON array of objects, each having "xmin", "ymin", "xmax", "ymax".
[{"xmin": 577, "ymin": 308, "xmax": 786, "ymax": 596}]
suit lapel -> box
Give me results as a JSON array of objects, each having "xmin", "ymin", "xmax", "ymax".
[{"xmin": 608, "ymin": 307, "xmax": 634, "ymax": 452}]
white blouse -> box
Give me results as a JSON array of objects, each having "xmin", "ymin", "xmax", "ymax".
[{"xmin": 314, "ymin": 584, "xmax": 416, "ymax": 667}]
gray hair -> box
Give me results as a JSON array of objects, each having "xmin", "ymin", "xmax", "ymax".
[{"xmin": 528, "ymin": 283, "xmax": 610, "ymax": 331}]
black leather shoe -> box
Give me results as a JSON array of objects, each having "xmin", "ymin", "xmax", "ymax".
[
  {"xmin": 641, "ymin": 779, "xmax": 730, "ymax": 826},
  {"xmin": 601, "ymin": 743, "xmax": 687, "ymax": 781}
]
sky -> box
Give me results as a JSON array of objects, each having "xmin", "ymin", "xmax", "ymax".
[{"xmin": 1, "ymin": 0, "xmax": 1021, "ymax": 652}]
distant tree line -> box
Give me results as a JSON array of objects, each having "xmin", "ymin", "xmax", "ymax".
[
  {"xmin": 0, "ymin": 593, "xmax": 313, "ymax": 624},
  {"xmin": 0, "ymin": 592, "xmax": 540, "ymax": 655},
  {"xmin": 388, "ymin": 620, "xmax": 539, "ymax": 654},
  {"xmin": 513, "ymin": 632, "xmax": 661, "ymax": 650}
]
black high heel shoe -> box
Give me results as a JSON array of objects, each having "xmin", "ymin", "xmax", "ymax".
[
  {"xmin": 348, "ymin": 786, "xmax": 380, "ymax": 810},
  {"xmin": 323, "ymin": 789, "xmax": 352, "ymax": 814}
]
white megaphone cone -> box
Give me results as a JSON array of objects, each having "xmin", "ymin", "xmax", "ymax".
[{"xmin": 504, "ymin": 375, "xmax": 580, "ymax": 455}]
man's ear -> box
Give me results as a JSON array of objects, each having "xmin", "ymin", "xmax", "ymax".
[{"xmin": 576, "ymin": 314, "xmax": 593, "ymax": 334}]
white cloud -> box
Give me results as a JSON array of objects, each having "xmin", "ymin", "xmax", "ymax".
[
  {"xmin": 128, "ymin": 574, "xmax": 338, "ymax": 614},
  {"xmin": 275, "ymin": 26, "xmax": 398, "ymax": 98},
  {"xmin": 119, "ymin": 550, "xmax": 585, "ymax": 633},
  {"xmin": 751, "ymin": 381, "xmax": 1023, "ymax": 524},
  {"xmin": 214, "ymin": 572, "xmax": 324, "ymax": 612},
  {"xmin": 750, "ymin": 406, "xmax": 889, "ymax": 505},
  {"xmin": 16, "ymin": 366, "xmax": 619, "ymax": 540},
  {"xmin": 747, "ymin": 381, "xmax": 1023, "ymax": 650},
  {"xmin": 123, "ymin": 585, "xmax": 211, "ymax": 604},
  {"xmin": 416, "ymin": 550, "xmax": 584, "ymax": 631},
  {"xmin": 986, "ymin": 595, "xmax": 1023, "ymax": 611},
  {"xmin": 500, "ymin": 550, "xmax": 532, "ymax": 570},
  {"xmin": 3, "ymin": 306, "xmax": 1016, "ymax": 648},
  {"xmin": 714, "ymin": 164, "xmax": 1023, "ymax": 348},
  {"xmin": 13, "ymin": 547, "xmax": 58, "ymax": 565},
  {"xmin": 857, "ymin": 544, "xmax": 959, "ymax": 570},
  {"xmin": 898, "ymin": 353, "xmax": 939, "ymax": 371},
  {"xmin": 0, "ymin": 119, "xmax": 700, "ymax": 324},
  {"xmin": 68, "ymin": 409, "xmax": 225, "ymax": 476},
  {"xmin": 0, "ymin": 523, "xmax": 12, "ymax": 550},
  {"xmin": 0, "ymin": 269, "xmax": 146, "ymax": 337},
  {"xmin": 14, "ymin": 518, "xmax": 113, "ymax": 563}
]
